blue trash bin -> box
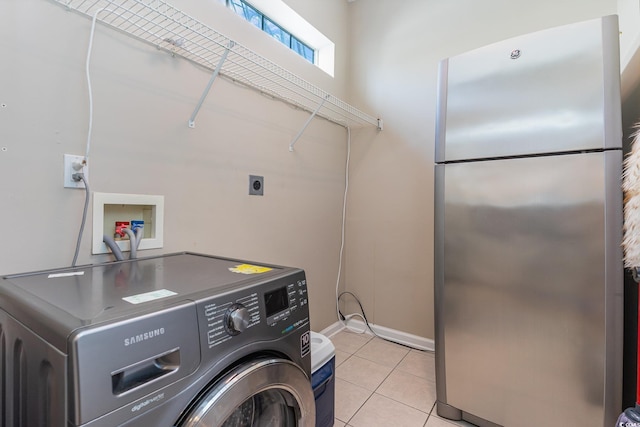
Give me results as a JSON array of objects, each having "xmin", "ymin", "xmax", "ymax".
[{"xmin": 311, "ymin": 331, "xmax": 335, "ymax": 427}]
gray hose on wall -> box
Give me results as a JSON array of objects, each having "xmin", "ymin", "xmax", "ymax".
[
  {"xmin": 122, "ymin": 228, "xmax": 138, "ymax": 260},
  {"xmin": 103, "ymin": 235, "xmax": 125, "ymax": 261},
  {"xmin": 134, "ymin": 226, "xmax": 143, "ymax": 250}
]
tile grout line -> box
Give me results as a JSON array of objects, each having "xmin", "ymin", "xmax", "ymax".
[
  {"xmin": 423, "ymin": 400, "xmax": 437, "ymax": 427},
  {"xmin": 332, "ymin": 332, "xmax": 454, "ymax": 427},
  {"xmin": 343, "ymin": 387, "xmax": 375, "ymax": 425},
  {"xmin": 332, "ymin": 333, "xmax": 374, "ymax": 425},
  {"xmin": 334, "ymin": 333, "xmax": 443, "ymax": 426},
  {"xmin": 344, "ymin": 345, "xmax": 433, "ymax": 426}
]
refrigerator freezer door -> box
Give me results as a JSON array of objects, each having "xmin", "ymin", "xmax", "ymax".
[
  {"xmin": 435, "ymin": 15, "xmax": 621, "ymax": 163},
  {"xmin": 434, "ymin": 151, "xmax": 623, "ymax": 427}
]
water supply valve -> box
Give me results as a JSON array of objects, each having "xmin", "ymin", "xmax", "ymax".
[{"xmin": 114, "ymin": 221, "xmax": 130, "ymax": 240}]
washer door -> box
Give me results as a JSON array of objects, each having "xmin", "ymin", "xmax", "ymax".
[{"xmin": 180, "ymin": 358, "xmax": 315, "ymax": 427}]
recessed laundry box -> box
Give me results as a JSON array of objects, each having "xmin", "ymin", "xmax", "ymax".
[{"xmin": 311, "ymin": 331, "xmax": 336, "ymax": 427}]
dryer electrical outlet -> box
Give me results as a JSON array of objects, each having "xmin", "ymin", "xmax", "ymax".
[{"xmin": 249, "ymin": 175, "xmax": 264, "ymax": 196}]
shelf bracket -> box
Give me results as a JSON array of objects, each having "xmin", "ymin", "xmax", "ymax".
[
  {"xmin": 188, "ymin": 41, "xmax": 235, "ymax": 128},
  {"xmin": 289, "ymin": 95, "xmax": 330, "ymax": 152}
]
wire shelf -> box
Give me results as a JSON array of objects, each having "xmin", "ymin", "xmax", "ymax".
[{"xmin": 51, "ymin": 0, "xmax": 382, "ymax": 130}]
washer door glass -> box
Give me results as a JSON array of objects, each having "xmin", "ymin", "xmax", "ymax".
[{"xmin": 180, "ymin": 358, "xmax": 315, "ymax": 427}]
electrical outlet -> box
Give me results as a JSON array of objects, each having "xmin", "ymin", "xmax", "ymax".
[
  {"xmin": 249, "ymin": 175, "xmax": 264, "ymax": 196},
  {"xmin": 64, "ymin": 154, "xmax": 88, "ymax": 189}
]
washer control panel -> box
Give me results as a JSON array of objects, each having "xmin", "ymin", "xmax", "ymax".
[
  {"xmin": 265, "ymin": 278, "xmax": 308, "ymax": 325},
  {"xmin": 200, "ymin": 273, "xmax": 309, "ymax": 350},
  {"xmin": 202, "ymin": 293, "xmax": 260, "ymax": 349}
]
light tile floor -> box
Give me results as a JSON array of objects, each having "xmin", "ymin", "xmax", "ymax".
[{"xmin": 328, "ymin": 330, "xmax": 475, "ymax": 427}]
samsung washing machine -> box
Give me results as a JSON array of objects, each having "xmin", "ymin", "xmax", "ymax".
[{"xmin": 0, "ymin": 252, "xmax": 315, "ymax": 426}]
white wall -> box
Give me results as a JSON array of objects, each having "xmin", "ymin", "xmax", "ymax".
[
  {"xmin": 0, "ymin": 0, "xmax": 623, "ymax": 338},
  {"xmin": 0, "ymin": 0, "xmax": 350, "ymax": 331},
  {"xmin": 345, "ymin": 0, "xmax": 618, "ymax": 339}
]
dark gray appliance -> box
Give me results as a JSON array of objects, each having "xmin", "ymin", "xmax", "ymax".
[
  {"xmin": 0, "ymin": 252, "xmax": 315, "ymax": 426},
  {"xmin": 434, "ymin": 16, "xmax": 624, "ymax": 427}
]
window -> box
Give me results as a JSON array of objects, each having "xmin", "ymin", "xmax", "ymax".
[{"xmin": 226, "ymin": 0, "xmax": 315, "ymax": 65}]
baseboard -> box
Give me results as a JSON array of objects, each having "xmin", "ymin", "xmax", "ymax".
[
  {"xmin": 318, "ymin": 321, "xmax": 345, "ymax": 338},
  {"xmin": 318, "ymin": 319, "xmax": 435, "ymax": 352}
]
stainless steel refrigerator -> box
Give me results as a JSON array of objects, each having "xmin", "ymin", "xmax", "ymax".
[{"xmin": 434, "ymin": 16, "xmax": 623, "ymax": 427}]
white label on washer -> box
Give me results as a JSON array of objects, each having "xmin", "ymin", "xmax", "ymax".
[
  {"xmin": 48, "ymin": 271, "xmax": 85, "ymax": 278},
  {"xmin": 123, "ymin": 289, "xmax": 177, "ymax": 304}
]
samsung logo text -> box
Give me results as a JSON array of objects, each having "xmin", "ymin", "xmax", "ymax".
[{"xmin": 124, "ymin": 328, "xmax": 165, "ymax": 346}]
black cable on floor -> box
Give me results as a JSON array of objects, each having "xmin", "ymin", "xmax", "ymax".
[
  {"xmin": 338, "ymin": 290, "xmax": 438, "ymax": 356},
  {"xmin": 338, "ymin": 291, "xmax": 407, "ymax": 348}
]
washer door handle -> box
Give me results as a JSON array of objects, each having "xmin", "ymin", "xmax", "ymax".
[{"xmin": 112, "ymin": 348, "xmax": 180, "ymax": 395}]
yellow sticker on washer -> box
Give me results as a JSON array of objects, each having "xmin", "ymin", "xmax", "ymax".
[{"xmin": 229, "ymin": 264, "xmax": 273, "ymax": 274}]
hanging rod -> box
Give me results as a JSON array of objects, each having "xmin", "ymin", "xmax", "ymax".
[{"xmin": 52, "ymin": 0, "xmax": 382, "ymax": 130}]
